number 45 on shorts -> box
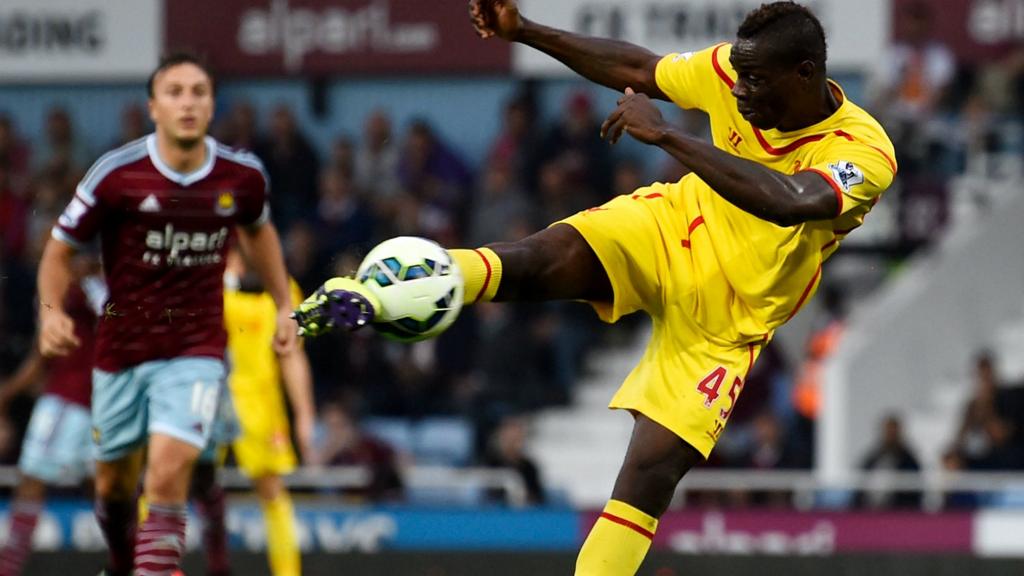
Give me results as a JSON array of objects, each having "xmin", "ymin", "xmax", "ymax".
[{"xmin": 696, "ymin": 366, "xmax": 744, "ymax": 420}]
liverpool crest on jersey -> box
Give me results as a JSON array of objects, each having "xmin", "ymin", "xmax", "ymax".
[{"xmin": 215, "ymin": 191, "xmax": 237, "ymax": 216}]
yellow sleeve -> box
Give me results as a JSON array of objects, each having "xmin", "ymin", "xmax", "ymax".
[
  {"xmin": 655, "ymin": 43, "xmax": 731, "ymax": 111},
  {"xmin": 804, "ymin": 139, "xmax": 897, "ymax": 218},
  {"xmin": 288, "ymin": 278, "xmax": 304, "ymax": 308}
]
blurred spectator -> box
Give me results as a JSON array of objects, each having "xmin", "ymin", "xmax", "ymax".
[
  {"xmin": 0, "ymin": 165, "xmax": 28, "ymax": 261},
  {"xmin": 612, "ymin": 159, "xmax": 645, "ymax": 198},
  {"xmin": 488, "ymin": 94, "xmax": 541, "ymax": 189},
  {"xmin": 33, "ymin": 107, "xmax": 90, "ymax": 177},
  {"xmin": 872, "ymin": 1, "xmax": 955, "ymax": 123},
  {"xmin": 330, "ymin": 136, "xmax": 356, "ymax": 176},
  {"xmin": 539, "ymin": 91, "xmax": 612, "ymax": 200},
  {"xmin": 314, "ymin": 167, "xmax": 375, "ymax": 268},
  {"xmin": 254, "ymin": 104, "xmax": 321, "ymax": 232},
  {"xmin": 318, "ymin": 403, "xmax": 404, "ymax": 502},
  {"xmin": 114, "ymin": 103, "xmax": 149, "ymax": 147},
  {"xmin": 468, "ymin": 158, "xmax": 535, "ymax": 246},
  {"xmin": 858, "ymin": 414, "xmax": 922, "ymax": 509},
  {"xmin": 0, "ymin": 115, "xmax": 32, "ymax": 195},
  {"xmin": 483, "ymin": 415, "xmax": 545, "ymax": 506},
  {"xmin": 740, "ymin": 412, "xmax": 805, "ymax": 471},
  {"xmin": 952, "ymin": 352, "xmax": 1024, "ymax": 469},
  {"xmin": 353, "ymin": 110, "xmax": 402, "ymax": 200},
  {"xmin": 217, "ymin": 100, "xmax": 260, "ymax": 151},
  {"xmin": 537, "ymin": 158, "xmax": 595, "ymax": 225},
  {"xmin": 939, "ymin": 448, "xmax": 978, "ymax": 509},
  {"xmin": 282, "ymin": 223, "xmax": 321, "ymax": 295},
  {"xmin": 791, "ymin": 287, "xmax": 846, "ymax": 464}
]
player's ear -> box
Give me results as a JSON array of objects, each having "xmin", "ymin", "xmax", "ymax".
[
  {"xmin": 147, "ymin": 99, "xmax": 158, "ymax": 124},
  {"xmin": 796, "ymin": 60, "xmax": 815, "ymax": 82}
]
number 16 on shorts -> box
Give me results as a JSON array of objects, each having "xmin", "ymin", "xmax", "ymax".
[{"xmin": 191, "ymin": 380, "xmax": 220, "ymax": 424}]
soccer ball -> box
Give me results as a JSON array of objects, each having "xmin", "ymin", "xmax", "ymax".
[{"xmin": 356, "ymin": 236, "xmax": 464, "ymax": 343}]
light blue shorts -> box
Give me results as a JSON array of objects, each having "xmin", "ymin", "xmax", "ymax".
[
  {"xmin": 199, "ymin": 384, "xmax": 240, "ymax": 463},
  {"xmin": 92, "ymin": 357, "xmax": 226, "ymax": 461},
  {"xmin": 18, "ymin": 395, "xmax": 93, "ymax": 484}
]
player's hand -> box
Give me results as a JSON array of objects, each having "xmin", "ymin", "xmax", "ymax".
[
  {"xmin": 274, "ymin": 306, "xmax": 299, "ymax": 355},
  {"xmin": 291, "ymin": 277, "xmax": 380, "ymax": 338},
  {"xmin": 469, "ymin": 0, "xmax": 523, "ymax": 41},
  {"xmin": 38, "ymin": 309, "xmax": 80, "ymax": 358},
  {"xmin": 601, "ymin": 87, "xmax": 668, "ymax": 146}
]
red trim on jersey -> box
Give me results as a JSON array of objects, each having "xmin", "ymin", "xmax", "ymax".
[
  {"xmin": 804, "ymin": 168, "xmax": 844, "ymax": 218},
  {"xmin": 711, "ymin": 44, "xmax": 734, "ymax": 89},
  {"xmin": 473, "ymin": 249, "xmax": 493, "ymax": 304},
  {"xmin": 680, "ymin": 216, "xmax": 706, "ymax": 249},
  {"xmin": 821, "ymin": 237, "xmax": 839, "ymax": 252},
  {"xmin": 834, "ymin": 226, "xmax": 858, "ymax": 235},
  {"xmin": 599, "ymin": 512, "xmax": 655, "ymax": 540},
  {"xmin": 746, "ymin": 343, "xmax": 756, "ymax": 375},
  {"xmin": 688, "ymin": 216, "xmax": 706, "ymax": 235},
  {"xmin": 754, "ymin": 129, "xmax": 826, "ymax": 156},
  {"xmin": 785, "ymin": 265, "xmax": 822, "ymax": 323},
  {"xmin": 833, "ymin": 130, "xmax": 898, "ymax": 174}
]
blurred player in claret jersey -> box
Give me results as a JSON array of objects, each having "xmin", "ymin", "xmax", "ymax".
[
  {"xmin": 36, "ymin": 53, "xmax": 297, "ymax": 576},
  {"xmin": 0, "ymin": 255, "xmax": 104, "ymax": 576},
  {"xmin": 296, "ymin": 1, "xmax": 897, "ymax": 575}
]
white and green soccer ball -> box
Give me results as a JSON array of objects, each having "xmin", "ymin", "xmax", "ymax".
[{"xmin": 356, "ymin": 236, "xmax": 464, "ymax": 343}]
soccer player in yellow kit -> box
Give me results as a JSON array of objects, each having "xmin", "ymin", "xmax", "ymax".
[
  {"xmin": 295, "ymin": 2, "xmax": 896, "ymax": 575},
  {"xmin": 221, "ymin": 248, "xmax": 314, "ymax": 576}
]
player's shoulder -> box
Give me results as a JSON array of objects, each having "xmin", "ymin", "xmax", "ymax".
[
  {"xmin": 825, "ymin": 99, "xmax": 897, "ymax": 172},
  {"xmin": 214, "ymin": 140, "xmax": 268, "ymax": 178},
  {"xmin": 77, "ymin": 135, "xmax": 151, "ymax": 202}
]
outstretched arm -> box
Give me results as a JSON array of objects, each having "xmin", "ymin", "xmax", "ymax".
[
  {"xmin": 602, "ymin": 89, "xmax": 838, "ymax": 226},
  {"xmin": 36, "ymin": 238, "xmax": 81, "ymax": 357},
  {"xmin": 0, "ymin": 349, "xmax": 46, "ymax": 414},
  {"xmin": 278, "ymin": 346, "xmax": 316, "ymax": 465},
  {"xmin": 237, "ymin": 223, "xmax": 298, "ymax": 354},
  {"xmin": 470, "ymin": 0, "xmax": 667, "ymax": 99}
]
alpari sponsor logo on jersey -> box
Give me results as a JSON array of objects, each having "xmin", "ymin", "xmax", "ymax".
[{"xmin": 142, "ymin": 224, "xmax": 229, "ymax": 267}]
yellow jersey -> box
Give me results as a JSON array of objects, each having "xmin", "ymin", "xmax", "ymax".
[
  {"xmin": 223, "ymin": 279, "xmax": 304, "ymax": 392},
  {"xmin": 652, "ymin": 43, "xmax": 896, "ymax": 340}
]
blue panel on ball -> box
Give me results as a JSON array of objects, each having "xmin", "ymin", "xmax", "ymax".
[
  {"xmin": 404, "ymin": 265, "xmax": 429, "ymax": 280},
  {"xmin": 383, "ymin": 257, "xmax": 402, "ymax": 277},
  {"xmin": 396, "ymin": 317, "xmax": 425, "ymax": 333},
  {"xmin": 424, "ymin": 259, "xmax": 437, "ymax": 274},
  {"xmin": 374, "ymin": 269, "xmax": 393, "ymax": 287}
]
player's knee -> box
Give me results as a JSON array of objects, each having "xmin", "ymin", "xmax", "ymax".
[
  {"xmin": 254, "ymin": 475, "xmax": 284, "ymax": 501},
  {"xmin": 146, "ymin": 455, "xmax": 198, "ymax": 502}
]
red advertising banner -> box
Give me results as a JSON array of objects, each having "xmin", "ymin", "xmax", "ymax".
[
  {"xmin": 165, "ymin": 0, "xmax": 511, "ymax": 76},
  {"xmin": 892, "ymin": 0, "xmax": 1024, "ymax": 64},
  {"xmin": 583, "ymin": 510, "xmax": 974, "ymax": 554}
]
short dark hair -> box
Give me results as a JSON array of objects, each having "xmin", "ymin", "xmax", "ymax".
[
  {"xmin": 147, "ymin": 51, "xmax": 215, "ymax": 98},
  {"xmin": 737, "ymin": 2, "xmax": 828, "ymax": 68}
]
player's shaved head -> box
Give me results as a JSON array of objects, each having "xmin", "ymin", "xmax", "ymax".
[
  {"xmin": 737, "ymin": 2, "xmax": 827, "ymax": 69},
  {"xmin": 147, "ymin": 52, "xmax": 215, "ymax": 98}
]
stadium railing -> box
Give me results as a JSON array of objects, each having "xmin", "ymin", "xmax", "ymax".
[{"xmin": 3, "ymin": 465, "xmax": 1023, "ymax": 511}]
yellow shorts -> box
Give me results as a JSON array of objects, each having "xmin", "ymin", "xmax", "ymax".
[
  {"xmin": 560, "ymin": 184, "xmax": 766, "ymax": 458},
  {"xmin": 229, "ymin": 379, "xmax": 297, "ymax": 478}
]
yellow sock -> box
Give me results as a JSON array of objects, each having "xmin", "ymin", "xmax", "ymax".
[
  {"xmin": 575, "ymin": 500, "xmax": 658, "ymax": 576},
  {"xmin": 262, "ymin": 493, "xmax": 301, "ymax": 576},
  {"xmin": 449, "ymin": 248, "xmax": 503, "ymax": 304}
]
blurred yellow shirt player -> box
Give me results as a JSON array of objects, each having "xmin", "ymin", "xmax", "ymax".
[
  {"xmin": 223, "ymin": 248, "xmax": 314, "ymax": 576},
  {"xmin": 563, "ymin": 42, "xmax": 897, "ymax": 456}
]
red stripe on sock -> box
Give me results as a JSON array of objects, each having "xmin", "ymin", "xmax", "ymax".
[
  {"xmin": 472, "ymin": 249, "xmax": 493, "ymax": 303},
  {"xmin": 599, "ymin": 512, "xmax": 655, "ymax": 540}
]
